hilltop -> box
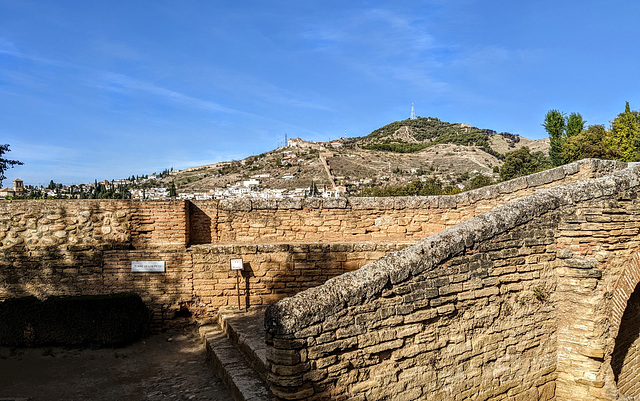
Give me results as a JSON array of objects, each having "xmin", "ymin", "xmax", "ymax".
[{"xmin": 148, "ymin": 117, "xmax": 548, "ymax": 197}]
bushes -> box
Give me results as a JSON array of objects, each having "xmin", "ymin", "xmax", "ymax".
[
  {"xmin": 499, "ymin": 147, "xmax": 551, "ymax": 181},
  {"xmin": 0, "ymin": 293, "xmax": 150, "ymax": 347}
]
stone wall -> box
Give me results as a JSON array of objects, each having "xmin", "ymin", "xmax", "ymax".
[
  {"xmin": 264, "ymin": 165, "xmax": 640, "ymax": 400},
  {"xmin": 0, "ymin": 199, "xmax": 188, "ymax": 251},
  {"xmin": 0, "ymin": 199, "xmax": 132, "ymax": 249},
  {"xmin": 0, "ymin": 159, "xmax": 625, "ymax": 253},
  {"xmin": 189, "ymin": 242, "xmax": 407, "ymax": 315}
]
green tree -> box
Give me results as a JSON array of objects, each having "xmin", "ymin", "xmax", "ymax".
[
  {"xmin": 560, "ymin": 125, "xmax": 621, "ymax": 163},
  {"xmin": 0, "ymin": 144, "xmax": 23, "ymax": 188},
  {"xmin": 610, "ymin": 101, "xmax": 640, "ymax": 161},
  {"xmin": 500, "ymin": 147, "xmax": 551, "ymax": 181},
  {"xmin": 169, "ymin": 181, "xmax": 177, "ymax": 197},
  {"xmin": 463, "ymin": 174, "xmax": 494, "ymax": 191},
  {"xmin": 566, "ymin": 112, "xmax": 586, "ymax": 137},
  {"xmin": 543, "ymin": 110, "xmax": 566, "ymax": 166}
]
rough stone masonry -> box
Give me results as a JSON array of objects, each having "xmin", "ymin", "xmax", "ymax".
[{"xmin": 264, "ymin": 162, "xmax": 640, "ymax": 400}]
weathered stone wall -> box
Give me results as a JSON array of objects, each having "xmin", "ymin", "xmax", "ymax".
[
  {"xmin": 0, "ymin": 199, "xmax": 132, "ymax": 249},
  {"xmin": 0, "ymin": 159, "xmax": 625, "ymax": 253},
  {"xmin": 189, "ymin": 242, "xmax": 407, "ymax": 315},
  {"xmin": 0, "ymin": 199, "xmax": 188, "ymax": 251},
  {"xmin": 264, "ymin": 165, "xmax": 640, "ymax": 401}
]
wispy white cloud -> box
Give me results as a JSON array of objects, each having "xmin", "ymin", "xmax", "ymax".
[
  {"xmin": 299, "ymin": 8, "xmax": 448, "ymax": 91},
  {"xmin": 4, "ymin": 139, "xmax": 82, "ymax": 164},
  {"xmin": 0, "ymin": 37, "xmax": 18, "ymax": 55},
  {"xmin": 91, "ymin": 72, "xmax": 328, "ymax": 137},
  {"xmin": 95, "ymin": 72, "xmax": 246, "ymax": 115}
]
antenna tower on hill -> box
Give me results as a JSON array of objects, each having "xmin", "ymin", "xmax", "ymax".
[{"xmin": 410, "ymin": 103, "xmax": 416, "ymax": 119}]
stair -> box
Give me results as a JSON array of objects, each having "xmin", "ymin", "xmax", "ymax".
[{"xmin": 199, "ymin": 307, "xmax": 271, "ymax": 401}]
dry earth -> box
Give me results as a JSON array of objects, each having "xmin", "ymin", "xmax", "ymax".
[{"xmin": 0, "ymin": 326, "xmax": 233, "ymax": 401}]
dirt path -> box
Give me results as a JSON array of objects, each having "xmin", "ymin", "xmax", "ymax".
[{"xmin": 0, "ymin": 326, "xmax": 233, "ymax": 401}]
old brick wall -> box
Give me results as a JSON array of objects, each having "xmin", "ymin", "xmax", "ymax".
[
  {"xmin": 553, "ymin": 190, "xmax": 640, "ymax": 400},
  {"xmin": 189, "ymin": 242, "xmax": 407, "ymax": 315},
  {"xmin": 264, "ymin": 165, "xmax": 640, "ymax": 401},
  {"xmin": 130, "ymin": 200, "xmax": 189, "ymax": 248},
  {"xmin": 102, "ymin": 249, "xmax": 193, "ymax": 327}
]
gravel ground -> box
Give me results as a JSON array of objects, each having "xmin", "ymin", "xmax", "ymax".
[{"xmin": 0, "ymin": 325, "xmax": 233, "ymax": 401}]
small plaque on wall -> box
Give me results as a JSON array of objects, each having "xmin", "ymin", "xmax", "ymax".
[
  {"xmin": 132, "ymin": 261, "xmax": 166, "ymax": 273},
  {"xmin": 230, "ymin": 258, "xmax": 244, "ymax": 270}
]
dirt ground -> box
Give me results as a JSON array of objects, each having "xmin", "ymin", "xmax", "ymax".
[{"xmin": 0, "ymin": 325, "xmax": 233, "ymax": 401}]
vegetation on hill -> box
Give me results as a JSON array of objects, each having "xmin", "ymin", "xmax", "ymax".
[
  {"xmin": 357, "ymin": 117, "xmax": 506, "ymax": 158},
  {"xmin": 360, "ymin": 102, "xmax": 640, "ymax": 198}
]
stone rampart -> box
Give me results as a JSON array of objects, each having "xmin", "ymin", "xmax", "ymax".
[{"xmin": 263, "ymin": 164, "xmax": 640, "ymax": 400}]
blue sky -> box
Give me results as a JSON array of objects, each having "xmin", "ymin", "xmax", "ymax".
[{"xmin": 2, "ymin": 1, "xmax": 640, "ymax": 186}]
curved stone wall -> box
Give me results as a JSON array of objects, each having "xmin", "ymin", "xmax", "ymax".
[{"xmin": 264, "ymin": 164, "xmax": 640, "ymax": 400}]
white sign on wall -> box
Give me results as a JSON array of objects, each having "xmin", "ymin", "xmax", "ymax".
[
  {"xmin": 132, "ymin": 261, "xmax": 166, "ymax": 273},
  {"xmin": 230, "ymin": 258, "xmax": 244, "ymax": 270}
]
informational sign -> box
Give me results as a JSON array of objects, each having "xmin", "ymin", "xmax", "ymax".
[
  {"xmin": 230, "ymin": 258, "xmax": 244, "ymax": 270},
  {"xmin": 131, "ymin": 261, "xmax": 166, "ymax": 273}
]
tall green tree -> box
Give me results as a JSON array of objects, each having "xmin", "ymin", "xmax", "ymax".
[
  {"xmin": 566, "ymin": 112, "xmax": 586, "ymax": 137},
  {"xmin": 0, "ymin": 144, "xmax": 23, "ymax": 188},
  {"xmin": 543, "ymin": 110, "xmax": 566, "ymax": 166},
  {"xmin": 610, "ymin": 101, "xmax": 640, "ymax": 161}
]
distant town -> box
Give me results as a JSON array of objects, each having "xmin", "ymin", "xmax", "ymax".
[{"xmin": 0, "ymin": 137, "xmax": 348, "ymax": 201}]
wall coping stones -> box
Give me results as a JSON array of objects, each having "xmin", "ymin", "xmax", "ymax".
[
  {"xmin": 219, "ymin": 198, "xmax": 252, "ymax": 211},
  {"xmin": 264, "ymin": 162, "xmax": 640, "ymax": 336}
]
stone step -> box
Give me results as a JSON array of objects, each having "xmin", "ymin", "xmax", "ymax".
[
  {"xmin": 217, "ymin": 307, "xmax": 268, "ymax": 381},
  {"xmin": 199, "ymin": 322, "xmax": 271, "ymax": 401}
]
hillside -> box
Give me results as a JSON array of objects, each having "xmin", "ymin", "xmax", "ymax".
[{"xmin": 138, "ymin": 117, "xmax": 549, "ymax": 197}]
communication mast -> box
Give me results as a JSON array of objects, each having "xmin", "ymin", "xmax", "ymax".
[{"xmin": 410, "ymin": 103, "xmax": 416, "ymax": 119}]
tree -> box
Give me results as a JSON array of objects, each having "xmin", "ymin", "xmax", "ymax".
[
  {"xmin": 610, "ymin": 101, "xmax": 640, "ymax": 161},
  {"xmin": 169, "ymin": 181, "xmax": 177, "ymax": 198},
  {"xmin": 308, "ymin": 181, "xmax": 319, "ymax": 197},
  {"xmin": 543, "ymin": 110, "xmax": 566, "ymax": 166},
  {"xmin": 560, "ymin": 124, "xmax": 621, "ymax": 163},
  {"xmin": 566, "ymin": 112, "xmax": 586, "ymax": 138},
  {"xmin": 464, "ymin": 174, "xmax": 494, "ymax": 191},
  {"xmin": 0, "ymin": 144, "xmax": 23, "ymax": 187},
  {"xmin": 500, "ymin": 147, "xmax": 551, "ymax": 181}
]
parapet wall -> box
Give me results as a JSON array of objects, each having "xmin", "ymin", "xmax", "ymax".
[
  {"xmin": 264, "ymin": 164, "xmax": 640, "ymax": 400},
  {"xmin": 0, "ymin": 159, "xmax": 626, "ymax": 252}
]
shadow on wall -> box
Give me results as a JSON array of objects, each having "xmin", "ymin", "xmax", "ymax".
[
  {"xmin": 189, "ymin": 202, "xmax": 212, "ymax": 245},
  {"xmin": 242, "ymin": 261, "xmax": 255, "ymax": 310},
  {"xmin": 611, "ymin": 283, "xmax": 640, "ymax": 384},
  {"xmin": 0, "ymin": 245, "xmax": 193, "ymax": 331}
]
